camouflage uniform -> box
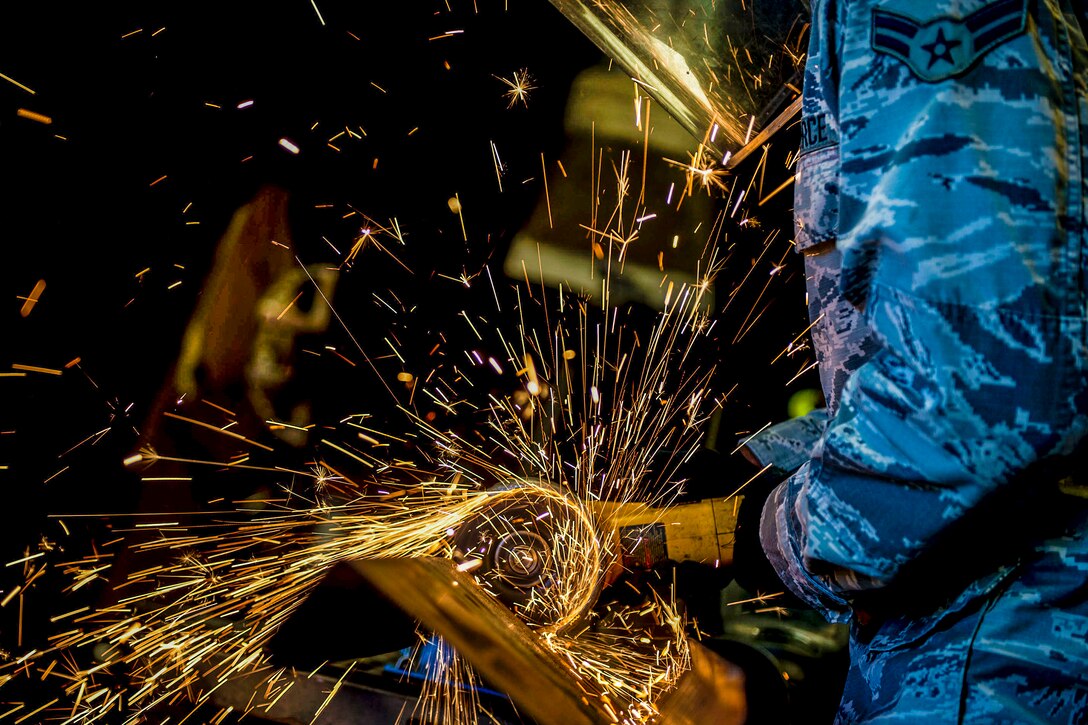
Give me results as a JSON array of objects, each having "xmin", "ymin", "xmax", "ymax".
[{"xmin": 754, "ymin": 0, "xmax": 1088, "ymax": 721}]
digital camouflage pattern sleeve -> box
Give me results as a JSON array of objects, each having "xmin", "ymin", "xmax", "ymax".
[{"xmin": 761, "ymin": 0, "xmax": 1088, "ymax": 720}]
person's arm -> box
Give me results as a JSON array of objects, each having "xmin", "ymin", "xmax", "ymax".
[
  {"xmin": 741, "ymin": 409, "xmax": 829, "ymax": 478},
  {"xmin": 761, "ymin": 0, "xmax": 1088, "ymax": 619}
]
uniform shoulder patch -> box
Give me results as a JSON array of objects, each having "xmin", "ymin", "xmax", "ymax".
[{"xmin": 871, "ymin": 0, "xmax": 1027, "ymax": 82}]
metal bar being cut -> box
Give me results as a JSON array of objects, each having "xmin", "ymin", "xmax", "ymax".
[
  {"xmin": 350, "ymin": 558, "xmax": 606, "ymax": 725},
  {"xmin": 350, "ymin": 557, "xmax": 747, "ymax": 725}
]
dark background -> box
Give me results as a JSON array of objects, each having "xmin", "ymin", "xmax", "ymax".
[
  {"xmin": 1, "ymin": 0, "xmax": 601, "ymax": 529},
  {"xmin": 0, "ymin": 0, "xmax": 814, "ymax": 675}
]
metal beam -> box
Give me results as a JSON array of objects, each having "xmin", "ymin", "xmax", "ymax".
[{"xmin": 351, "ymin": 558, "xmax": 606, "ymax": 725}]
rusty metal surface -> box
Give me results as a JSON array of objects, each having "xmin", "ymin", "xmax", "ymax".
[{"xmin": 351, "ymin": 558, "xmax": 606, "ymax": 725}]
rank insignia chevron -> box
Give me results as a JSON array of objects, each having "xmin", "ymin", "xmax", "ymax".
[{"xmin": 871, "ymin": 0, "xmax": 1027, "ymax": 82}]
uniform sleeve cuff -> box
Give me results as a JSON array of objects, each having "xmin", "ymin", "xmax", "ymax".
[{"xmin": 760, "ymin": 476, "xmax": 851, "ymax": 623}]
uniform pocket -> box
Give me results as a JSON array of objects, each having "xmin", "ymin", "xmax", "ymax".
[
  {"xmin": 794, "ymin": 144, "xmax": 839, "ymax": 253},
  {"xmin": 795, "ymin": 141, "xmax": 878, "ymax": 408}
]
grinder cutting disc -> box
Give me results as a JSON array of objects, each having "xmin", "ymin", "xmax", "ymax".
[{"xmin": 450, "ymin": 485, "xmax": 602, "ymax": 633}]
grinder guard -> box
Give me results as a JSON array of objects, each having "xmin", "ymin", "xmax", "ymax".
[{"xmin": 547, "ymin": 0, "xmax": 809, "ymax": 163}]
